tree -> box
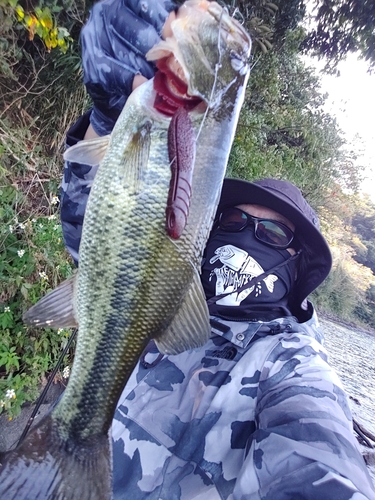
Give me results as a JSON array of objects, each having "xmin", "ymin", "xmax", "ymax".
[
  {"xmin": 350, "ymin": 196, "xmax": 375, "ymax": 272},
  {"xmin": 301, "ymin": 0, "xmax": 375, "ymax": 71},
  {"xmin": 227, "ymin": 29, "xmax": 363, "ymax": 209},
  {"xmin": 225, "ymin": 0, "xmax": 375, "ymax": 71}
]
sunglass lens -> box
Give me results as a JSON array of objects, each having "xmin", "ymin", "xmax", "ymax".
[
  {"xmin": 219, "ymin": 208, "xmax": 248, "ymax": 231},
  {"xmin": 256, "ymin": 220, "xmax": 293, "ymax": 247}
]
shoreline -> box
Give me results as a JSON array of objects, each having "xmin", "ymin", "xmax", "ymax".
[{"xmin": 318, "ymin": 309, "xmax": 375, "ymax": 337}]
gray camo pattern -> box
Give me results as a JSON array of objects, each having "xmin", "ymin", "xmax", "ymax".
[{"xmin": 111, "ymin": 312, "xmax": 375, "ymax": 499}]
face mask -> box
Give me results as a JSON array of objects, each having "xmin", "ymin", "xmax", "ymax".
[{"xmin": 201, "ymin": 228, "xmax": 297, "ymax": 319}]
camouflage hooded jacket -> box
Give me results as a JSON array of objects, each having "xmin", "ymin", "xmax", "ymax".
[{"xmin": 111, "ymin": 312, "xmax": 375, "ymax": 499}]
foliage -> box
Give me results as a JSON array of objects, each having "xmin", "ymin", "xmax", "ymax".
[
  {"xmin": 224, "ymin": 0, "xmax": 375, "ymax": 71},
  {"xmin": 0, "ymin": 0, "xmax": 89, "ymax": 418},
  {"xmin": 12, "ymin": 2, "xmax": 72, "ymax": 53},
  {"xmin": 312, "ymin": 198, "xmax": 375, "ymax": 325},
  {"xmin": 312, "ymin": 222, "xmax": 375, "ymax": 322},
  {"xmin": 0, "ymin": 182, "xmax": 75, "ymax": 417},
  {"xmin": 350, "ymin": 195, "xmax": 375, "ymax": 273},
  {"xmin": 301, "ymin": 0, "xmax": 375, "ymax": 72},
  {"xmin": 227, "ymin": 29, "xmax": 362, "ymax": 208},
  {"xmin": 222, "ymin": 0, "xmax": 278, "ymax": 55}
]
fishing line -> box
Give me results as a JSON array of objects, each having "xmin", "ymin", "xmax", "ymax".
[
  {"xmin": 195, "ymin": 8, "xmax": 225, "ymax": 143},
  {"xmin": 14, "ymin": 328, "xmax": 77, "ymax": 449},
  {"xmin": 231, "ymin": 7, "xmax": 244, "ymax": 25}
]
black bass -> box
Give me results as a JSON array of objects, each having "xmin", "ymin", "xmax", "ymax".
[{"xmin": 0, "ymin": 1, "xmax": 251, "ymax": 498}]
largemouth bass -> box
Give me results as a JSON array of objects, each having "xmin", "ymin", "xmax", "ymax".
[{"xmin": 0, "ymin": 1, "xmax": 251, "ymax": 498}]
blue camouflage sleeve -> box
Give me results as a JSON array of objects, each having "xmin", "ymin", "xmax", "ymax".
[
  {"xmin": 233, "ymin": 332, "xmax": 375, "ymax": 499},
  {"xmin": 61, "ymin": 0, "xmax": 176, "ymax": 263},
  {"xmin": 82, "ymin": 0, "xmax": 177, "ymax": 135},
  {"xmin": 60, "ymin": 111, "xmax": 98, "ymax": 265}
]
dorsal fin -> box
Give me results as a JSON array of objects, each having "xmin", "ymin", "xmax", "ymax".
[{"xmin": 155, "ymin": 270, "xmax": 211, "ymax": 355}]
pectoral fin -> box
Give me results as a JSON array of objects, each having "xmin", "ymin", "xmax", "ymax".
[
  {"xmin": 23, "ymin": 274, "xmax": 78, "ymax": 328},
  {"xmin": 63, "ymin": 136, "xmax": 111, "ymax": 166},
  {"xmin": 155, "ymin": 271, "xmax": 211, "ymax": 355}
]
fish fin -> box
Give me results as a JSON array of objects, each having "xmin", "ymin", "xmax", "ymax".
[
  {"xmin": 63, "ymin": 135, "xmax": 111, "ymax": 166},
  {"xmin": 263, "ymin": 274, "xmax": 278, "ymax": 293},
  {"xmin": 23, "ymin": 274, "xmax": 78, "ymax": 328},
  {"xmin": 155, "ymin": 270, "xmax": 211, "ymax": 355},
  {"xmin": 120, "ymin": 121, "xmax": 152, "ymax": 188},
  {"xmin": 0, "ymin": 414, "xmax": 112, "ymax": 500}
]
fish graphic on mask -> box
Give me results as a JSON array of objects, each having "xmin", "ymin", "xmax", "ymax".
[{"xmin": 209, "ymin": 244, "xmax": 279, "ymax": 306}]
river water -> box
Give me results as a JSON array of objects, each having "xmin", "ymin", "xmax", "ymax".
[{"xmin": 320, "ymin": 317, "xmax": 375, "ymax": 482}]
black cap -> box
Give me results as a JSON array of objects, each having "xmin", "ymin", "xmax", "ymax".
[{"xmin": 217, "ymin": 178, "xmax": 332, "ymax": 313}]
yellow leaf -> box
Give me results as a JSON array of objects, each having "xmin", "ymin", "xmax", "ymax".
[
  {"xmin": 39, "ymin": 8, "xmax": 53, "ymax": 30},
  {"xmin": 15, "ymin": 5, "xmax": 24, "ymax": 21},
  {"xmin": 25, "ymin": 15, "xmax": 38, "ymax": 40}
]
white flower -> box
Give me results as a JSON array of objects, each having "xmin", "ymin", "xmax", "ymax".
[
  {"xmin": 19, "ymin": 222, "xmax": 26, "ymax": 230},
  {"xmin": 62, "ymin": 366, "xmax": 70, "ymax": 379},
  {"xmin": 17, "ymin": 249, "xmax": 25, "ymax": 258},
  {"xmin": 9, "ymin": 225, "xmax": 14, "ymax": 233},
  {"xmin": 4, "ymin": 306, "xmax": 10, "ymax": 313},
  {"xmin": 51, "ymin": 196, "xmax": 59, "ymax": 205},
  {"xmin": 57, "ymin": 328, "xmax": 63, "ymax": 335},
  {"xmin": 5, "ymin": 389, "xmax": 16, "ymax": 399},
  {"xmin": 0, "ymin": 400, "xmax": 5, "ymax": 408},
  {"xmin": 47, "ymin": 214, "xmax": 56, "ymax": 221},
  {"xmin": 39, "ymin": 271, "xmax": 48, "ymax": 281},
  {"xmin": 32, "ymin": 219, "xmax": 36, "ymax": 223},
  {"xmin": 53, "ymin": 224, "xmax": 59, "ymax": 231},
  {"xmin": 39, "ymin": 224, "xmax": 43, "ymax": 229}
]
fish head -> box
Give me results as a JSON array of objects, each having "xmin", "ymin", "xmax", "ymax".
[{"xmin": 146, "ymin": 0, "xmax": 251, "ymax": 114}]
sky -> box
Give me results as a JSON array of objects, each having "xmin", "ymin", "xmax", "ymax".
[{"xmin": 315, "ymin": 54, "xmax": 375, "ymax": 201}]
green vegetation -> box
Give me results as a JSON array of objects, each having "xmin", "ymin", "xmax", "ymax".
[
  {"xmin": 0, "ymin": 0, "xmax": 88, "ymax": 417},
  {"xmin": 0, "ymin": 183, "xmax": 74, "ymax": 416},
  {"xmin": 1, "ymin": 0, "xmax": 375, "ymax": 417},
  {"xmin": 302, "ymin": 0, "xmax": 375, "ymax": 72}
]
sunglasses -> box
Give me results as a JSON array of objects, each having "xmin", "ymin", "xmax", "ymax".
[{"xmin": 218, "ymin": 207, "xmax": 295, "ymax": 250}]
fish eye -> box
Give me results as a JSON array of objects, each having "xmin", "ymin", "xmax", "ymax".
[
  {"xmin": 230, "ymin": 50, "xmax": 242, "ymax": 61},
  {"xmin": 230, "ymin": 50, "xmax": 248, "ymax": 74}
]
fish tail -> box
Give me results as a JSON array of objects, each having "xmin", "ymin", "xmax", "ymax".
[{"xmin": 0, "ymin": 414, "xmax": 112, "ymax": 500}]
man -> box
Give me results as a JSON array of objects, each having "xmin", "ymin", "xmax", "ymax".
[{"xmin": 61, "ymin": 0, "xmax": 375, "ymax": 497}]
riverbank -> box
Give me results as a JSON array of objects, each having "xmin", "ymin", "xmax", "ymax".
[{"xmin": 319, "ymin": 309, "xmax": 375, "ymax": 337}]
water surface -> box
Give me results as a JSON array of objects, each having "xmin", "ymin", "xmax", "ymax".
[{"xmin": 321, "ymin": 317, "xmax": 375, "ymax": 482}]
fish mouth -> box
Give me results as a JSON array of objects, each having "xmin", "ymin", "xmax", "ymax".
[
  {"xmin": 147, "ymin": 0, "xmax": 251, "ymax": 117},
  {"xmin": 146, "ymin": 0, "xmax": 210, "ymax": 116},
  {"xmin": 152, "ymin": 56, "xmax": 203, "ymax": 116}
]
